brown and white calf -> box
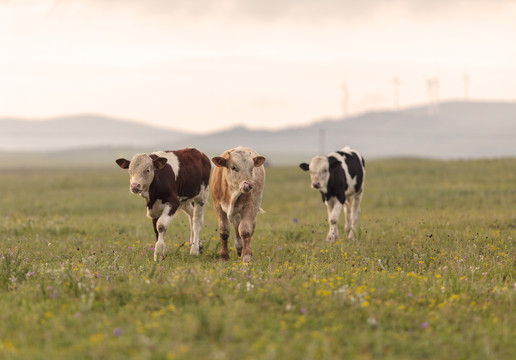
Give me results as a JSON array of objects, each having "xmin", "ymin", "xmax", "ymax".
[
  {"xmin": 211, "ymin": 146, "xmax": 266, "ymax": 262},
  {"xmin": 116, "ymin": 148, "xmax": 211, "ymax": 261},
  {"xmin": 300, "ymin": 146, "xmax": 365, "ymax": 241}
]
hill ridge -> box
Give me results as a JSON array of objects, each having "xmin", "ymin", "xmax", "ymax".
[{"xmin": 1, "ymin": 100, "xmax": 515, "ymax": 163}]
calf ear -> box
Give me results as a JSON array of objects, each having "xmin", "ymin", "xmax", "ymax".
[
  {"xmin": 116, "ymin": 158, "xmax": 130, "ymax": 169},
  {"xmin": 212, "ymin": 157, "xmax": 227, "ymax": 167},
  {"xmin": 328, "ymin": 157, "xmax": 341, "ymax": 169},
  {"xmin": 253, "ymin": 156, "xmax": 266, "ymax": 167},
  {"xmin": 153, "ymin": 157, "xmax": 168, "ymax": 170},
  {"xmin": 299, "ymin": 163, "xmax": 309, "ymax": 171}
]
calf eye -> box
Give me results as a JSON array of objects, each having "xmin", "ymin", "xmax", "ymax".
[{"xmin": 231, "ymin": 166, "xmax": 238, "ymax": 172}]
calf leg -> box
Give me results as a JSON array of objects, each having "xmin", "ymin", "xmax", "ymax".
[
  {"xmin": 154, "ymin": 203, "xmax": 178, "ymax": 262},
  {"xmin": 343, "ymin": 200, "xmax": 352, "ymax": 237},
  {"xmin": 182, "ymin": 202, "xmax": 194, "ymax": 245},
  {"xmin": 234, "ymin": 224, "xmax": 243, "ymax": 257},
  {"xmin": 152, "ymin": 218, "xmax": 159, "ymax": 240},
  {"xmin": 190, "ymin": 200, "xmax": 206, "ymax": 255},
  {"xmin": 239, "ymin": 219, "xmax": 255, "ymax": 262},
  {"xmin": 215, "ymin": 205, "xmax": 231, "ymax": 261},
  {"xmin": 348, "ymin": 192, "xmax": 363, "ymax": 240},
  {"xmin": 326, "ymin": 198, "xmax": 343, "ymax": 242}
]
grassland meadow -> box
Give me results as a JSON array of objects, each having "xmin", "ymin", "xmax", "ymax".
[{"xmin": 0, "ymin": 158, "xmax": 515, "ymax": 359}]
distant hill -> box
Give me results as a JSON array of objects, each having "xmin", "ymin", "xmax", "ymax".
[
  {"xmin": 0, "ymin": 114, "xmax": 191, "ymax": 151},
  {"xmin": 1, "ymin": 101, "xmax": 515, "ymax": 166}
]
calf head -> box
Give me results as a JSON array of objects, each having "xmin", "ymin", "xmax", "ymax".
[
  {"xmin": 212, "ymin": 150, "xmax": 266, "ymax": 194},
  {"xmin": 116, "ymin": 153, "xmax": 168, "ymax": 194},
  {"xmin": 299, "ymin": 156, "xmax": 341, "ymax": 193}
]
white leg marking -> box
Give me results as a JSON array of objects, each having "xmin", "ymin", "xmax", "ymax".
[
  {"xmin": 326, "ymin": 198, "xmax": 342, "ymax": 242},
  {"xmin": 344, "ymin": 201, "xmax": 351, "ymax": 236},
  {"xmin": 154, "ymin": 204, "xmax": 175, "ymax": 261},
  {"xmin": 182, "ymin": 202, "xmax": 194, "ymax": 245},
  {"xmin": 154, "ymin": 233, "xmax": 166, "ymax": 262},
  {"xmin": 349, "ymin": 192, "xmax": 363, "ymax": 240},
  {"xmin": 190, "ymin": 185, "xmax": 209, "ymax": 256},
  {"xmin": 189, "ymin": 202, "xmax": 205, "ymax": 255}
]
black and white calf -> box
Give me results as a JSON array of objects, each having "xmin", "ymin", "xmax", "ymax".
[
  {"xmin": 300, "ymin": 147, "xmax": 365, "ymax": 241},
  {"xmin": 116, "ymin": 148, "xmax": 211, "ymax": 261}
]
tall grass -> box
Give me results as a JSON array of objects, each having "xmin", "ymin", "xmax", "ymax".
[{"xmin": 0, "ymin": 159, "xmax": 515, "ymax": 359}]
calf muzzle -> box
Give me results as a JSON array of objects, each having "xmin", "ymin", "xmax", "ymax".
[
  {"xmin": 130, "ymin": 183, "xmax": 142, "ymax": 193},
  {"xmin": 241, "ymin": 181, "xmax": 253, "ymax": 193}
]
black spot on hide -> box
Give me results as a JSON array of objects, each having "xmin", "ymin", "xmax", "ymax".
[{"xmin": 342, "ymin": 152, "xmax": 364, "ymax": 193}]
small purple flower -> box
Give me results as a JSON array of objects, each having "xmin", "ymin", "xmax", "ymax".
[
  {"xmin": 293, "ymin": 218, "xmax": 299, "ymax": 224},
  {"xmin": 113, "ymin": 328, "xmax": 122, "ymax": 336},
  {"xmin": 277, "ymin": 246, "xmax": 283, "ymax": 250},
  {"xmin": 300, "ymin": 308, "xmax": 307, "ymax": 314},
  {"xmin": 421, "ymin": 322, "xmax": 429, "ymax": 329}
]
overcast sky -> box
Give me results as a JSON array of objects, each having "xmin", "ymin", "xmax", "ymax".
[{"xmin": 1, "ymin": 0, "xmax": 515, "ymax": 133}]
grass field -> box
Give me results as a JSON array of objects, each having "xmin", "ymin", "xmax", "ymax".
[{"xmin": 1, "ymin": 158, "xmax": 515, "ymax": 359}]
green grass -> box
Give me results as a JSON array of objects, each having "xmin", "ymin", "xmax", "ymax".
[{"xmin": 1, "ymin": 159, "xmax": 515, "ymax": 359}]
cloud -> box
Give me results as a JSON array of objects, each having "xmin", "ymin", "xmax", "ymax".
[{"xmin": 78, "ymin": 0, "xmax": 514, "ymax": 23}]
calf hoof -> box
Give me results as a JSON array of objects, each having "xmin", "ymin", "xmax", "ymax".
[
  {"xmin": 154, "ymin": 254, "xmax": 165, "ymax": 262},
  {"xmin": 190, "ymin": 246, "xmax": 200, "ymax": 256},
  {"xmin": 242, "ymin": 254, "xmax": 253, "ymax": 263},
  {"xmin": 326, "ymin": 233, "xmax": 337, "ymax": 242},
  {"xmin": 219, "ymin": 252, "xmax": 229, "ymax": 261}
]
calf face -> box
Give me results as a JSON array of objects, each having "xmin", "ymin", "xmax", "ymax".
[
  {"xmin": 116, "ymin": 154, "xmax": 168, "ymax": 194},
  {"xmin": 299, "ymin": 156, "xmax": 341, "ymax": 194},
  {"xmin": 212, "ymin": 152, "xmax": 266, "ymax": 194}
]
